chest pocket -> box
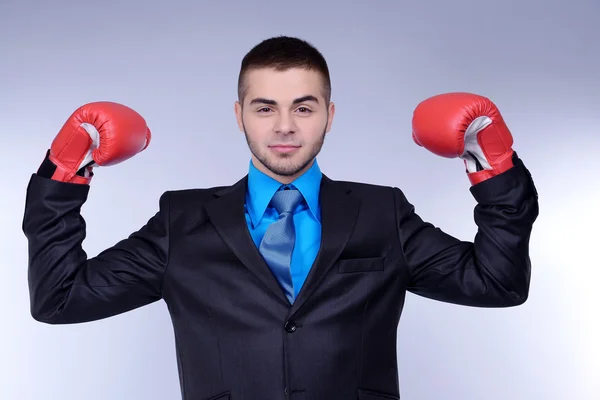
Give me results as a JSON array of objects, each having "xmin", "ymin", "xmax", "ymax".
[{"xmin": 337, "ymin": 256, "xmax": 385, "ymax": 273}]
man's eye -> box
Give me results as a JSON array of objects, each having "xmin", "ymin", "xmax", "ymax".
[
  {"xmin": 297, "ymin": 107, "xmax": 311, "ymax": 113},
  {"xmin": 257, "ymin": 107, "xmax": 271, "ymax": 112}
]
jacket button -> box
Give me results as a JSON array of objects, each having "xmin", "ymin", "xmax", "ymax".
[{"xmin": 284, "ymin": 320, "xmax": 297, "ymax": 332}]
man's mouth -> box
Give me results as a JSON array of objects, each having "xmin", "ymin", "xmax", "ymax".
[{"xmin": 269, "ymin": 145, "xmax": 300, "ymax": 153}]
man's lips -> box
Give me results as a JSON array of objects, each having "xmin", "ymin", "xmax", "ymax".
[{"xmin": 269, "ymin": 145, "xmax": 300, "ymax": 153}]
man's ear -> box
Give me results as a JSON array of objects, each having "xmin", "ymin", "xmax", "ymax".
[
  {"xmin": 234, "ymin": 101, "xmax": 244, "ymax": 132},
  {"xmin": 325, "ymin": 101, "xmax": 336, "ymax": 133}
]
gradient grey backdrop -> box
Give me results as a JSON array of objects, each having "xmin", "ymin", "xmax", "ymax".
[{"xmin": 1, "ymin": 0, "xmax": 598, "ymax": 399}]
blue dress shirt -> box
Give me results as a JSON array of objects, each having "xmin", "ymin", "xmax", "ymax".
[{"xmin": 244, "ymin": 159, "xmax": 322, "ymax": 298}]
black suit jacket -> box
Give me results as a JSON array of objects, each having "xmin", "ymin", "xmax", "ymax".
[{"xmin": 22, "ymin": 155, "xmax": 539, "ymax": 400}]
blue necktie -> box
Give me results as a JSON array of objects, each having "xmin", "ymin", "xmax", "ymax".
[{"xmin": 259, "ymin": 187, "xmax": 303, "ymax": 303}]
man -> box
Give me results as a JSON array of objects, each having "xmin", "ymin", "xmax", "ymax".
[{"xmin": 22, "ymin": 36, "xmax": 539, "ymax": 400}]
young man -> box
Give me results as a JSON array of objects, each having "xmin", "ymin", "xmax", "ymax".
[{"xmin": 23, "ymin": 36, "xmax": 539, "ymax": 400}]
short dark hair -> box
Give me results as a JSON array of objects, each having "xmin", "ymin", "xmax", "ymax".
[{"xmin": 237, "ymin": 36, "xmax": 331, "ymax": 104}]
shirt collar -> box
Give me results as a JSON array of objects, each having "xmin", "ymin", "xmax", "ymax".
[{"xmin": 246, "ymin": 159, "xmax": 322, "ymax": 227}]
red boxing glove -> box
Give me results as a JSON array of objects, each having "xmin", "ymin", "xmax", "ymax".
[
  {"xmin": 411, "ymin": 92, "xmax": 514, "ymax": 185},
  {"xmin": 39, "ymin": 102, "xmax": 151, "ymax": 184}
]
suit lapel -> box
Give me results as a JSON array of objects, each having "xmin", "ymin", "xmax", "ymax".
[
  {"xmin": 290, "ymin": 175, "xmax": 361, "ymax": 314},
  {"xmin": 204, "ymin": 174, "xmax": 361, "ymax": 311},
  {"xmin": 204, "ymin": 176, "xmax": 291, "ymax": 306}
]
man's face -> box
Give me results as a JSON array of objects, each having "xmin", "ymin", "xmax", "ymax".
[{"xmin": 234, "ymin": 67, "xmax": 335, "ymax": 183}]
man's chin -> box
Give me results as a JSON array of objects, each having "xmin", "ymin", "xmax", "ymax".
[
  {"xmin": 267, "ymin": 164, "xmax": 305, "ymax": 177},
  {"xmin": 263, "ymin": 157, "xmax": 312, "ymax": 177}
]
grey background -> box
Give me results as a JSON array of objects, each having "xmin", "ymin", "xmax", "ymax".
[{"xmin": 1, "ymin": 0, "xmax": 598, "ymax": 399}]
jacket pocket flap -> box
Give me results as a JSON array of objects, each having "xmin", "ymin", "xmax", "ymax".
[
  {"xmin": 206, "ymin": 391, "xmax": 230, "ymax": 400},
  {"xmin": 338, "ymin": 257, "xmax": 385, "ymax": 273},
  {"xmin": 358, "ymin": 388, "xmax": 400, "ymax": 400}
]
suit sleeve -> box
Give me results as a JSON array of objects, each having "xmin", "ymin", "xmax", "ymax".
[
  {"xmin": 22, "ymin": 173, "xmax": 170, "ymax": 324},
  {"xmin": 394, "ymin": 154, "xmax": 539, "ymax": 307}
]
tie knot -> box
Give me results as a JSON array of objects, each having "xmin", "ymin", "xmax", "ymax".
[{"xmin": 271, "ymin": 188, "xmax": 303, "ymax": 215}]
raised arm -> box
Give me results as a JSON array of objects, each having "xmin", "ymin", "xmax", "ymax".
[
  {"xmin": 399, "ymin": 92, "xmax": 539, "ymax": 307},
  {"xmin": 22, "ymin": 102, "xmax": 167, "ymax": 324}
]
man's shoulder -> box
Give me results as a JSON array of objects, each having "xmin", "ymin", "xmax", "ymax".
[
  {"xmin": 326, "ymin": 176, "xmax": 398, "ymax": 195},
  {"xmin": 161, "ymin": 184, "xmax": 234, "ymax": 203}
]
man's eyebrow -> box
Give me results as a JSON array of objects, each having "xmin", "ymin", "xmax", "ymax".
[
  {"xmin": 292, "ymin": 95, "xmax": 319, "ymax": 104},
  {"xmin": 249, "ymin": 95, "xmax": 319, "ymax": 106},
  {"xmin": 249, "ymin": 97, "xmax": 276, "ymax": 105}
]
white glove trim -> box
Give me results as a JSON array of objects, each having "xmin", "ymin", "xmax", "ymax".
[
  {"xmin": 77, "ymin": 122, "xmax": 100, "ymax": 171},
  {"xmin": 462, "ymin": 116, "xmax": 492, "ymax": 172}
]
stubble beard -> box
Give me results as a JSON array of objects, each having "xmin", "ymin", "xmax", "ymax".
[{"xmin": 242, "ymin": 120, "xmax": 328, "ymax": 177}]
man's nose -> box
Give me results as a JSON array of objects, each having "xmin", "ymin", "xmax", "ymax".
[{"xmin": 273, "ymin": 112, "xmax": 296, "ymax": 134}]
